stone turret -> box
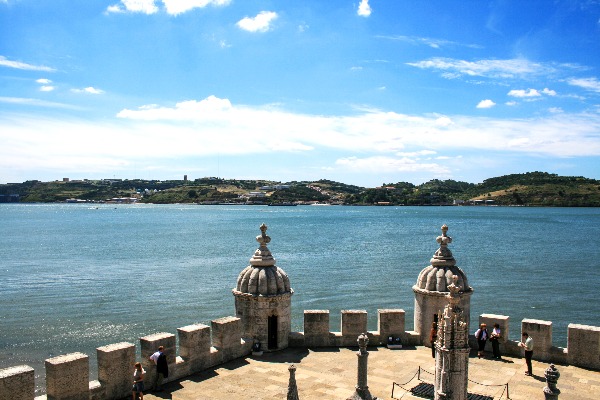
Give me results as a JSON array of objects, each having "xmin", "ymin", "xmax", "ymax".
[
  {"xmin": 233, "ymin": 224, "xmax": 293, "ymax": 352},
  {"xmin": 434, "ymin": 275, "xmax": 469, "ymax": 400},
  {"xmin": 413, "ymin": 225, "xmax": 473, "ymax": 345}
]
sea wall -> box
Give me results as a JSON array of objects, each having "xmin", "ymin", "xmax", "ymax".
[{"xmin": 1, "ymin": 310, "xmax": 599, "ymax": 400}]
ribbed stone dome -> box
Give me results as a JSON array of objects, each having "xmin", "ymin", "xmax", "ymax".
[
  {"xmin": 413, "ymin": 224, "xmax": 472, "ymax": 293},
  {"xmin": 234, "ymin": 223, "xmax": 292, "ymax": 297},
  {"xmin": 415, "ymin": 264, "xmax": 470, "ymax": 292}
]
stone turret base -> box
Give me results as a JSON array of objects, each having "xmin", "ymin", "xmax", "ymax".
[{"xmin": 347, "ymin": 388, "xmax": 380, "ymax": 400}]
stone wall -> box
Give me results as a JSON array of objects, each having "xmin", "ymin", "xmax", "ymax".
[
  {"xmin": 1, "ymin": 310, "xmax": 599, "ymax": 400},
  {"xmin": 0, "ymin": 316, "xmax": 252, "ymax": 400}
]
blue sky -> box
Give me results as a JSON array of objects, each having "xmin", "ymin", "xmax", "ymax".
[{"xmin": 1, "ymin": 0, "xmax": 600, "ymax": 186}]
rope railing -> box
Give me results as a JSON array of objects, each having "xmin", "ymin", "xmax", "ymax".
[
  {"xmin": 466, "ymin": 377, "xmax": 510, "ymax": 400},
  {"xmin": 391, "ymin": 366, "xmax": 511, "ymax": 400},
  {"xmin": 391, "ymin": 367, "xmax": 433, "ymax": 399}
]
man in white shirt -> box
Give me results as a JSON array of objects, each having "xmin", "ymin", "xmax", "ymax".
[
  {"xmin": 149, "ymin": 345, "xmax": 168, "ymax": 391},
  {"xmin": 519, "ymin": 332, "xmax": 534, "ymax": 376}
]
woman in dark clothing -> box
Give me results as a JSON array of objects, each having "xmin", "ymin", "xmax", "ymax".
[
  {"xmin": 474, "ymin": 323, "xmax": 488, "ymax": 358},
  {"xmin": 429, "ymin": 322, "xmax": 437, "ymax": 358}
]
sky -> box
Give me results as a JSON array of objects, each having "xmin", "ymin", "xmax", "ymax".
[{"xmin": 1, "ymin": 0, "xmax": 600, "ymax": 187}]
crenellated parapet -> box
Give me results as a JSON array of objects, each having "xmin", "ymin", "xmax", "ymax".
[
  {"xmin": 0, "ymin": 316, "xmax": 252, "ymax": 400},
  {"xmin": 291, "ymin": 309, "xmax": 420, "ymax": 348},
  {"xmin": 1, "ymin": 310, "xmax": 599, "ymax": 400}
]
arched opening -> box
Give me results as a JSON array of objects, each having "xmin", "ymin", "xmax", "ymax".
[{"xmin": 268, "ymin": 315, "xmax": 278, "ymax": 350}]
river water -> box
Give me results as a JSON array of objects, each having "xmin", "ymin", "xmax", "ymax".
[{"xmin": 1, "ymin": 203, "xmax": 598, "ymax": 393}]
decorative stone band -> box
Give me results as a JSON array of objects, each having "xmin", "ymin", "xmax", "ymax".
[
  {"xmin": 232, "ymin": 290, "xmax": 294, "ymax": 299},
  {"xmin": 412, "ymin": 286, "xmax": 474, "ymax": 296}
]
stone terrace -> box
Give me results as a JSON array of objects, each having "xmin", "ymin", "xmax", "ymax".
[{"xmin": 141, "ymin": 345, "xmax": 599, "ymax": 400}]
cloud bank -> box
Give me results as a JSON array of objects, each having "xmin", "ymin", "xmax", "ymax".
[{"xmin": 2, "ymin": 95, "xmax": 600, "ymax": 184}]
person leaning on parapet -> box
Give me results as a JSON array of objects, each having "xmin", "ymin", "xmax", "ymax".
[
  {"xmin": 475, "ymin": 323, "xmax": 488, "ymax": 359},
  {"xmin": 519, "ymin": 332, "xmax": 534, "ymax": 376},
  {"xmin": 489, "ymin": 323, "xmax": 502, "ymax": 360},
  {"xmin": 429, "ymin": 322, "xmax": 437, "ymax": 358},
  {"xmin": 149, "ymin": 345, "xmax": 169, "ymax": 391},
  {"xmin": 132, "ymin": 362, "xmax": 145, "ymax": 400}
]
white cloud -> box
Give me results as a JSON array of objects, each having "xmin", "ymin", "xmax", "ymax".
[
  {"xmin": 0, "ymin": 96, "xmax": 82, "ymax": 110},
  {"xmin": 117, "ymin": 95, "xmax": 231, "ymax": 119},
  {"xmin": 236, "ymin": 11, "xmax": 278, "ymax": 32},
  {"xmin": 434, "ymin": 116, "xmax": 453, "ymax": 126},
  {"xmin": 36, "ymin": 78, "xmax": 52, "ymax": 84},
  {"xmin": 508, "ymin": 88, "xmax": 558, "ymax": 98},
  {"xmin": 106, "ymin": 5, "xmax": 122, "ymax": 13},
  {"xmin": 162, "ymin": 0, "xmax": 231, "ymax": 15},
  {"xmin": 506, "ymin": 101, "xmax": 517, "ymax": 106},
  {"xmin": 476, "ymin": 99, "xmax": 496, "ymax": 109},
  {"xmin": 549, "ymin": 107, "xmax": 563, "ymax": 113},
  {"xmin": 0, "ymin": 56, "xmax": 55, "ymax": 72},
  {"xmin": 71, "ymin": 87, "xmax": 105, "ymax": 94},
  {"xmin": 357, "ymin": 0, "xmax": 371, "ymax": 17},
  {"xmin": 40, "ymin": 86, "xmax": 55, "ymax": 92},
  {"xmin": 107, "ymin": 0, "xmax": 158, "ymax": 14},
  {"xmin": 407, "ymin": 57, "xmax": 554, "ymax": 79},
  {"xmin": 508, "ymin": 88, "xmax": 540, "ymax": 98},
  {"xmin": 376, "ymin": 35, "xmax": 482, "ymax": 50},
  {"xmin": 567, "ymin": 77, "xmax": 600, "ymax": 93}
]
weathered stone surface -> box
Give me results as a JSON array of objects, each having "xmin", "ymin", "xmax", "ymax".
[
  {"xmin": 377, "ymin": 309, "xmax": 405, "ymax": 345},
  {"xmin": 342, "ymin": 310, "xmax": 368, "ymax": 346},
  {"xmin": 304, "ymin": 310, "xmax": 330, "ymax": 347},
  {"xmin": 0, "ymin": 365, "xmax": 34, "ymax": 400},
  {"xmin": 567, "ymin": 323, "xmax": 600, "ymax": 370},
  {"xmin": 522, "ymin": 319, "xmax": 553, "ymax": 361},
  {"xmin": 212, "ymin": 316, "xmax": 241, "ymax": 349},
  {"xmin": 178, "ymin": 323, "xmax": 211, "ymax": 373},
  {"xmin": 96, "ymin": 342, "xmax": 135, "ymax": 400},
  {"xmin": 45, "ymin": 352, "xmax": 89, "ymax": 400}
]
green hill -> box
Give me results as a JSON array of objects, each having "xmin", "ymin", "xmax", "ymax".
[{"xmin": 1, "ymin": 172, "xmax": 599, "ymax": 206}]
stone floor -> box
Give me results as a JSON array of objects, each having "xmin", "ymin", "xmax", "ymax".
[{"xmin": 142, "ymin": 346, "xmax": 600, "ymax": 400}]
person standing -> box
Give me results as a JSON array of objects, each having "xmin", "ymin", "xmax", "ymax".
[
  {"xmin": 489, "ymin": 323, "xmax": 502, "ymax": 359},
  {"xmin": 519, "ymin": 332, "xmax": 534, "ymax": 376},
  {"xmin": 474, "ymin": 323, "xmax": 488, "ymax": 358},
  {"xmin": 132, "ymin": 362, "xmax": 145, "ymax": 400},
  {"xmin": 429, "ymin": 322, "xmax": 438, "ymax": 358},
  {"xmin": 149, "ymin": 345, "xmax": 169, "ymax": 391}
]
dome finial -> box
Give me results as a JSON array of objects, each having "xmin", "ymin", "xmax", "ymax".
[
  {"xmin": 431, "ymin": 224, "xmax": 456, "ymax": 266},
  {"xmin": 250, "ymin": 223, "xmax": 275, "ymax": 266}
]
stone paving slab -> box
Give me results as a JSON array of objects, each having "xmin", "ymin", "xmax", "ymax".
[{"xmin": 142, "ymin": 346, "xmax": 600, "ymax": 400}]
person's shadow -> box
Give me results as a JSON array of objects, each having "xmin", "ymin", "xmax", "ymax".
[{"xmin": 530, "ymin": 374, "xmax": 546, "ymax": 383}]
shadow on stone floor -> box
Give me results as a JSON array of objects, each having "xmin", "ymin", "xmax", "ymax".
[{"xmin": 250, "ymin": 347, "xmax": 310, "ymax": 363}]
